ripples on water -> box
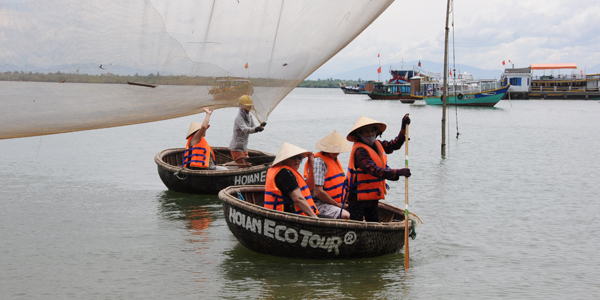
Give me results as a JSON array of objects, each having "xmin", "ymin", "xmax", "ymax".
[{"xmin": 1, "ymin": 86, "xmax": 599, "ymax": 299}]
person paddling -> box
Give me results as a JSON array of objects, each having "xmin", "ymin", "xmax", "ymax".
[
  {"xmin": 346, "ymin": 115, "xmax": 411, "ymax": 222},
  {"xmin": 229, "ymin": 95, "xmax": 266, "ymax": 167}
]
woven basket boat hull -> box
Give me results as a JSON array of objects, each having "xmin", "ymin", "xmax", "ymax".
[
  {"xmin": 155, "ymin": 147, "xmax": 275, "ymax": 194},
  {"xmin": 218, "ymin": 185, "xmax": 420, "ymax": 259}
]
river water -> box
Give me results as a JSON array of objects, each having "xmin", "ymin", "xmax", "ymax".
[{"xmin": 1, "ymin": 86, "xmax": 599, "ymax": 299}]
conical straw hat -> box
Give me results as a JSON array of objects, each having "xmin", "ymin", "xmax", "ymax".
[
  {"xmin": 186, "ymin": 122, "xmax": 202, "ymax": 139},
  {"xmin": 315, "ymin": 130, "xmax": 351, "ymax": 153},
  {"xmin": 346, "ymin": 116, "xmax": 387, "ymax": 142},
  {"xmin": 272, "ymin": 142, "xmax": 310, "ymax": 166}
]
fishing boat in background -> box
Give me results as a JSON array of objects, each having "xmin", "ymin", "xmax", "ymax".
[
  {"xmin": 417, "ymin": 72, "xmax": 507, "ymax": 106},
  {"xmin": 208, "ymin": 77, "xmax": 254, "ymax": 101},
  {"xmin": 367, "ymin": 81, "xmax": 417, "ymax": 103},
  {"xmin": 419, "ymin": 85, "xmax": 509, "ymax": 106},
  {"xmin": 155, "ymin": 147, "xmax": 275, "ymax": 195},
  {"xmin": 218, "ymin": 185, "xmax": 422, "ymax": 259},
  {"xmin": 339, "ymin": 81, "xmax": 375, "ymax": 94},
  {"xmin": 366, "ymin": 67, "xmax": 443, "ymax": 103},
  {"xmin": 340, "ymin": 84, "xmax": 364, "ymax": 94}
]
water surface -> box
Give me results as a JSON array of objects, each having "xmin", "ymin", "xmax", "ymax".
[{"xmin": 1, "ymin": 86, "xmax": 599, "ymax": 299}]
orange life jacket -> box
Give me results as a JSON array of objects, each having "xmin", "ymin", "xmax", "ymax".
[
  {"xmin": 304, "ymin": 152, "xmax": 347, "ymax": 203},
  {"xmin": 347, "ymin": 140, "xmax": 388, "ymax": 201},
  {"xmin": 264, "ymin": 164, "xmax": 319, "ymax": 216},
  {"xmin": 182, "ymin": 136, "xmax": 215, "ymax": 168}
]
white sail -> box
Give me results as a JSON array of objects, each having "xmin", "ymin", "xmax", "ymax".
[{"xmin": 0, "ymin": 0, "xmax": 394, "ymax": 139}]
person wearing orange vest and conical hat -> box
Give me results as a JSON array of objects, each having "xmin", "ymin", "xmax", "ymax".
[
  {"xmin": 303, "ymin": 131, "xmax": 351, "ymax": 219},
  {"xmin": 182, "ymin": 107, "xmax": 227, "ymax": 170},
  {"xmin": 264, "ymin": 142, "xmax": 319, "ymax": 217},
  {"xmin": 346, "ymin": 115, "xmax": 411, "ymax": 222}
]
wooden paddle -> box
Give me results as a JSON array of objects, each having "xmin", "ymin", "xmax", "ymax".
[
  {"xmin": 404, "ymin": 117, "xmax": 410, "ymax": 270},
  {"xmin": 231, "ymin": 155, "xmax": 276, "ymax": 167},
  {"xmin": 234, "ymin": 156, "xmax": 275, "ymax": 162}
]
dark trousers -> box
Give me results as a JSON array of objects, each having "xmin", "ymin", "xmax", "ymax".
[{"xmin": 348, "ymin": 200, "xmax": 379, "ymax": 222}]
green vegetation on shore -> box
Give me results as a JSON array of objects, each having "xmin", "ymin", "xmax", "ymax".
[
  {"xmin": 0, "ymin": 70, "xmax": 359, "ymax": 88},
  {"xmin": 297, "ymin": 78, "xmax": 361, "ymax": 88}
]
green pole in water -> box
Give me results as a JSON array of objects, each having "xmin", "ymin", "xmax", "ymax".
[{"xmin": 404, "ymin": 119, "xmax": 410, "ymax": 270}]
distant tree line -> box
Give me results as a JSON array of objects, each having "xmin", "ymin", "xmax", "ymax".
[
  {"xmin": 0, "ymin": 70, "xmax": 359, "ymax": 88},
  {"xmin": 0, "ymin": 70, "xmax": 217, "ymax": 85},
  {"xmin": 297, "ymin": 78, "xmax": 361, "ymax": 88}
]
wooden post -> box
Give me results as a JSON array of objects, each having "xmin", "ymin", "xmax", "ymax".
[
  {"xmin": 442, "ymin": 0, "xmax": 451, "ymax": 157},
  {"xmin": 404, "ymin": 123, "xmax": 410, "ymax": 270}
]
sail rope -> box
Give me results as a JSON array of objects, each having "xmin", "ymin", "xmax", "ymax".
[
  {"xmin": 35, "ymin": 129, "xmax": 44, "ymax": 160},
  {"xmin": 174, "ymin": 168, "xmax": 188, "ymax": 180},
  {"xmin": 451, "ymin": 0, "xmax": 460, "ymax": 140}
]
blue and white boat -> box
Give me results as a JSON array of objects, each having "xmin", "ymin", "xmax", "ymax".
[
  {"xmin": 420, "ymin": 85, "xmax": 509, "ymax": 107},
  {"xmin": 418, "ymin": 72, "xmax": 508, "ymax": 107}
]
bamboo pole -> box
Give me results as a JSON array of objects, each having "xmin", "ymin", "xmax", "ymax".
[
  {"xmin": 442, "ymin": 0, "xmax": 451, "ymax": 157},
  {"xmin": 404, "ymin": 121, "xmax": 410, "ymax": 270}
]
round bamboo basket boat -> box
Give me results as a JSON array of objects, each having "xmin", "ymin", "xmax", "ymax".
[
  {"xmin": 218, "ymin": 185, "xmax": 422, "ymax": 259},
  {"xmin": 155, "ymin": 147, "xmax": 275, "ymax": 194}
]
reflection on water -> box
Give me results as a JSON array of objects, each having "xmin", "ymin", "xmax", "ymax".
[
  {"xmin": 157, "ymin": 191, "xmax": 220, "ymax": 236},
  {"xmin": 156, "ymin": 191, "xmax": 230, "ymax": 295},
  {"xmin": 218, "ymin": 243, "xmax": 411, "ymax": 299}
]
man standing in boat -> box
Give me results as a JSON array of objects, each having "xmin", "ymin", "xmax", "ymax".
[
  {"xmin": 264, "ymin": 142, "xmax": 319, "ymax": 217},
  {"xmin": 346, "ymin": 115, "xmax": 411, "ymax": 222},
  {"xmin": 229, "ymin": 95, "xmax": 266, "ymax": 167},
  {"xmin": 304, "ymin": 131, "xmax": 351, "ymax": 219},
  {"xmin": 182, "ymin": 107, "xmax": 227, "ymax": 170}
]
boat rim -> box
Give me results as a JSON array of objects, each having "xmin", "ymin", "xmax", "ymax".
[
  {"xmin": 219, "ymin": 185, "xmax": 420, "ymax": 231},
  {"xmin": 154, "ymin": 147, "xmax": 274, "ymax": 176}
]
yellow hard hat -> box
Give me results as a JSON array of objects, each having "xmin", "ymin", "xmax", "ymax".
[{"xmin": 238, "ymin": 95, "xmax": 253, "ymax": 106}]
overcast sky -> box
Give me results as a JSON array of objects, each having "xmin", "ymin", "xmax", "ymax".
[
  {"xmin": 314, "ymin": 0, "xmax": 600, "ymax": 76},
  {"xmin": 3, "ymin": 0, "xmax": 599, "ymax": 79}
]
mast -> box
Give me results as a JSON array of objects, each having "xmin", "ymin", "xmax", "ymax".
[{"xmin": 441, "ymin": 0, "xmax": 451, "ymax": 157}]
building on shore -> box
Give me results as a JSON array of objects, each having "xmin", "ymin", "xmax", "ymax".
[{"xmin": 501, "ymin": 63, "xmax": 600, "ymax": 99}]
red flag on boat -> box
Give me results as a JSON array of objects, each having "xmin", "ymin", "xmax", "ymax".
[
  {"xmin": 449, "ymin": 70, "xmax": 452, "ymax": 76},
  {"xmin": 502, "ymin": 60, "xmax": 505, "ymax": 65},
  {"xmin": 378, "ymin": 54, "xmax": 380, "ymax": 58},
  {"xmin": 377, "ymin": 66, "xmax": 381, "ymax": 73},
  {"xmin": 418, "ymin": 60, "xmax": 421, "ymax": 67},
  {"xmin": 245, "ymin": 63, "xmax": 248, "ymax": 69}
]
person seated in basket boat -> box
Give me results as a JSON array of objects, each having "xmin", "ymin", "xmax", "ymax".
[
  {"xmin": 264, "ymin": 142, "xmax": 319, "ymax": 218},
  {"xmin": 182, "ymin": 107, "xmax": 227, "ymax": 171},
  {"xmin": 303, "ymin": 131, "xmax": 351, "ymax": 219},
  {"xmin": 346, "ymin": 115, "xmax": 411, "ymax": 222},
  {"xmin": 229, "ymin": 95, "xmax": 266, "ymax": 167}
]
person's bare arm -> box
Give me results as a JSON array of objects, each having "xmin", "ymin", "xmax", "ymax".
[
  {"xmin": 305, "ymin": 152, "xmax": 315, "ymax": 191},
  {"xmin": 314, "ymin": 185, "xmax": 345, "ymax": 208},
  {"xmin": 190, "ymin": 107, "xmax": 212, "ymax": 145},
  {"xmin": 288, "ymin": 188, "xmax": 318, "ymax": 217}
]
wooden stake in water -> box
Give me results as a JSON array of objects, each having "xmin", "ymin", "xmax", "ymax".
[{"xmin": 404, "ymin": 121, "xmax": 410, "ymax": 270}]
